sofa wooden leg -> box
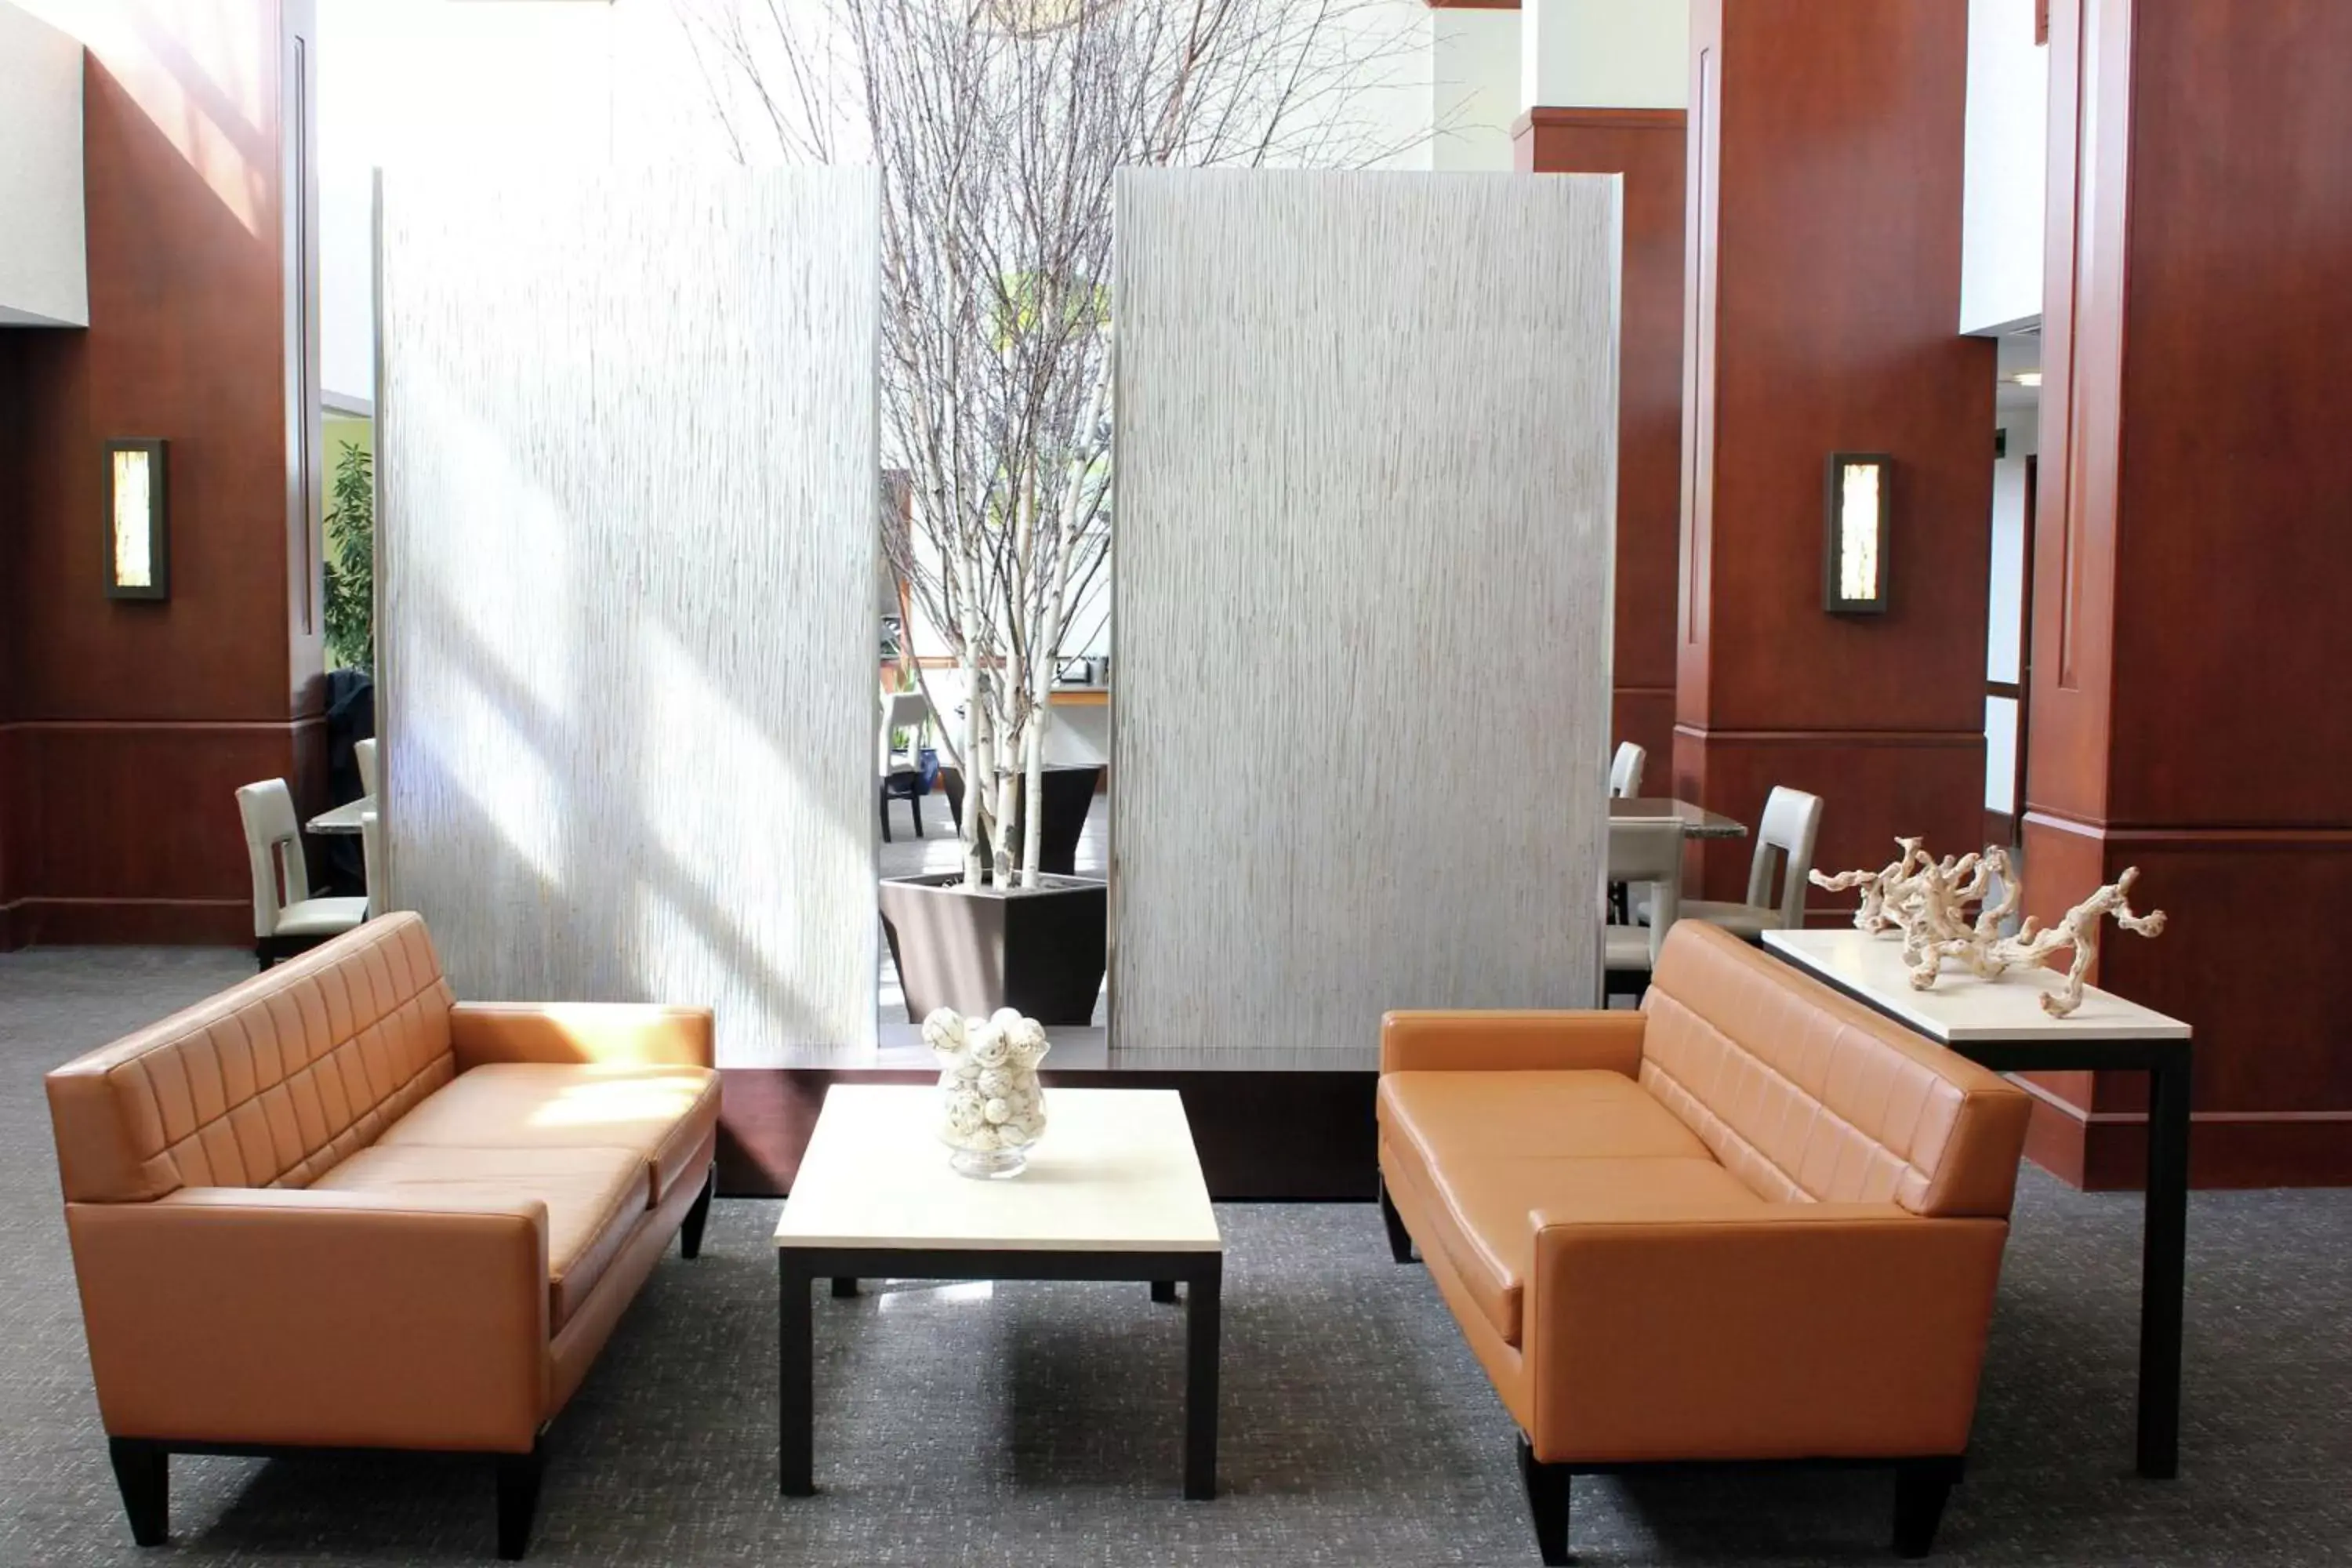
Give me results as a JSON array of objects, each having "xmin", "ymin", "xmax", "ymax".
[
  {"xmin": 1893, "ymin": 1457, "xmax": 1962, "ymax": 1558},
  {"xmin": 1378, "ymin": 1177, "xmax": 1416, "ymax": 1264},
  {"xmin": 107, "ymin": 1438, "xmax": 168, "ymax": 1547},
  {"xmin": 1517, "ymin": 1437, "xmax": 1570, "ymax": 1566},
  {"xmin": 495, "ymin": 1443, "xmax": 544, "ymax": 1561},
  {"xmin": 680, "ymin": 1163, "xmax": 717, "ymax": 1260}
]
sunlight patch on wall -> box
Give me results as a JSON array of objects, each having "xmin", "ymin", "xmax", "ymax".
[{"xmin": 378, "ymin": 166, "xmax": 880, "ymax": 1062}]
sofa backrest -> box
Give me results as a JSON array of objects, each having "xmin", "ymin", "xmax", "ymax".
[
  {"xmin": 1639, "ymin": 922, "xmax": 2031, "ymax": 1218},
  {"xmin": 47, "ymin": 914, "xmax": 457, "ymax": 1203}
]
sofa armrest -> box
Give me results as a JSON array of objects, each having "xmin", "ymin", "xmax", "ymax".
[
  {"xmin": 1522, "ymin": 1207, "xmax": 2012, "ymax": 1463},
  {"xmin": 64, "ymin": 1189, "xmax": 550, "ymax": 1452},
  {"xmin": 1380, "ymin": 1011, "xmax": 1645, "ymax": 1076},
  {"xmin": 450, "ymin": 1001, "xmax": 716, "ymax": 1071}
]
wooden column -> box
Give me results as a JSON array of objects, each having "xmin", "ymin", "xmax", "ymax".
[
  {"xmin": 1677, "ymin": 0, "xmax": 1993, "ymax": 901},
  {"xmin": 2025, "ymin": 0, "xmax": 2352, "ymax": 1186},
  {"xmin": 0, "ymin": 1, "xmax": 324, "ymax": 949},
  {"xmin": 1514, "ymin": 108, "xmax": 1686, "ymax": 773}
]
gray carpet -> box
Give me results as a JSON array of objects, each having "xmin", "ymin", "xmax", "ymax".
[{"xmin": 3, "ymin": 946, "xmax": 2348, "ymax": 1566}]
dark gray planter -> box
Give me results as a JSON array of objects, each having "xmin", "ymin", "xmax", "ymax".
[{"xmin": 878, "ymin": 872, "xmax": 1108, "ymax": 1026}]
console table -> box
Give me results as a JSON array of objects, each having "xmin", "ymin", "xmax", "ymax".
[{"xmin": 1762, "ymin": 927, "xmax": 2191, "ymax": 1480}]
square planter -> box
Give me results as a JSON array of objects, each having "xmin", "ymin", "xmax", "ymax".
[{"xmin": 879, "ymin": 872, "xmax": 1108, "ymax": 1026}]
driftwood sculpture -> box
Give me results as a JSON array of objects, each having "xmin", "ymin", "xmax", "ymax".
[
  {"xmin": 1984, "ymin": 866, "xmax": 2168, "ymax": 1017},
  {"xmin": 1809, "ymin": 843, "xmax": 2166, "ymax": 1018}
]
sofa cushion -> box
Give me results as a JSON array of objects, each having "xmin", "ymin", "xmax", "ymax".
[
  {"xmin": 46, "ymin": 915, "xmax": 456, "ymax": 1202},
  {"xmin": 377, "ymin": 1062, "xmax": 720, "ymax": 1203},
  {"xmin": 1388, "ymin": 1142, "xmax": 1764, "ymax": 1346},
  {"xmin": 1641, "ymin": 924, "xmax": 2033, "ymax": 1217},
  {"xmin": 313, "ymin": 1143, "xmax": 648, "ymax": 1330},
  {"xmin": 1379, "ymin": 1070, "xmax": 1714, "ymax": 1163}
]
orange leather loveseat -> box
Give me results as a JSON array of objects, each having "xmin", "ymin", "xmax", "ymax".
[
  {"xmin": 46, "ymin": 913, "xmax": 722, "ymax": 1559},
  {"xmin": 1377, "ymin": 923, "xmax": 2032, "ymax": 1563}
]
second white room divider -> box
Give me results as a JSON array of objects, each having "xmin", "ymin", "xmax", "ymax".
[
  {"xmin": 377, "ymin": 169, "xmax": 880, "ymax": 1062},
  {"xmin": 1111, "ymin": 169, "xmax": 1622, "ymax": 1058}
]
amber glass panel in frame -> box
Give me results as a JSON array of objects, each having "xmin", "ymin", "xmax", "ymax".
[
  {"xmin": 103, "ymin": 439, "xmax": 169, "ymax": 601},
  {"xmin": 1824, "ymin": 451, "xmax": 1891, "ymax": 614}
]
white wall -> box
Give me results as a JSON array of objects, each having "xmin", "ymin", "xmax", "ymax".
[
  {"xmin": 1522, "ymin": 0, "xmax": 1689, "ymax": 114},
  {"xmin": 318, "ymin": 0, "xmax": 732, "ymax": 408},
  {"xmin": 0, "ymin": 0, "xmax": 88, "ymax": 328},
  {"xmin": 1984, "ymin": 405, "xmax": 2037, "ymax": 814},
  {"xmin": 321, "ymin": 167, "xmax": 376, "ymax": 407},
  {"xmin": 1961, "ymin": 0, "xmax": 2046, "ymax": 335},
  {"xmin": 1431, "ymin": 8, "xmax": 1519, "ymax": 171}
]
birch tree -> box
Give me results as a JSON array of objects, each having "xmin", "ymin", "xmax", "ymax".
[{"xmin": 684, "ymin": 0, "xmax": 1428, "ymax": 887}]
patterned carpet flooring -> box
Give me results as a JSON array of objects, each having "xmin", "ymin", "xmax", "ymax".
[{"xmin": 3, "ymin": 944, "xmax": 2349, "ymax": 1566}]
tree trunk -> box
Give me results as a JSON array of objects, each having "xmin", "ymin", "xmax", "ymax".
[{"xmin": 958, "ymin": 601, "xmax": 987, "ymax": 889}]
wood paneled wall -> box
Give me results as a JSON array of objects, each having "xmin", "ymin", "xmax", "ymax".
[
  {"xmin": 1675, "ymin": 0, "xmax": 1993, "ymax": 903},
  {"xmin": 0, "ymin": 1, "xmax": 322, "ymax": 949},
  {"xmin": 1514, "ymin": 107, "xmax": 1687, "ymax": 775},
  {"xmin": 2025, "ymin": 0, "xmax": 2352, "ymax": 1186}
]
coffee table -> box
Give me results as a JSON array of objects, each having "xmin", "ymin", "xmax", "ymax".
[{"xmin": 775, "ymin": 1085, "xmax": 1224, "ymax": 1500}]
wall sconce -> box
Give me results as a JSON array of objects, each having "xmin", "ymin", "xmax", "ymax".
[
  {"xmin": 103, "ymin": 439, "xmax": 169, "ymax": 601},
  {"xmin": 1823, "ymin": 452, "xmax": 1890, "ymax": 615}
]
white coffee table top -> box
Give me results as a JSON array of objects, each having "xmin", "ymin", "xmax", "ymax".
[
  {"xmin": 1763, "ymin": 927, "xmax": 2190, "ymax": 1043},
  {"xmin": 774, "ymin": 1086, "xmax": 1221, "ymax": 1254}
]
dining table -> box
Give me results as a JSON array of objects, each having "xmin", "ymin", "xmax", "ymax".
[
  {"xmin": 1607, "ymin": 796, "xmax": 1748, "ymax": 840},
  {"xmin": 306, "ymin": 796, "xmax": 375, "ymax": 836}
]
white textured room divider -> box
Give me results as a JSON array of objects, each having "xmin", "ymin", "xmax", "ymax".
[
  {"xmin": 378, "ymin": 169, "xmax": 879, "ymax": 1062},
  {"xmin": 1112, "ymin": 169, "xmax": 1621, "ymax": 1057}
]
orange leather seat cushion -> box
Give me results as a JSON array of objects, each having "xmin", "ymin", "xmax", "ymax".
[
  {"xmin": 377, "ymin": 1063, "xmax": 720, "ymax": 1203},
  {"xmin": 1381, "ymin": 1071, "xmax": 1758, "ymax": 1347},
  {"xmin": 311, "ymin": 1143, "xmax": 647, "ymax": 1330},
  {"xmin": 1379, "ymin": 1070, "xmax": 1715, "ymax": 1163},
  {"xmin": 1396, "ymin": 1150, "xmax": 1764, "ymax": 1347}
]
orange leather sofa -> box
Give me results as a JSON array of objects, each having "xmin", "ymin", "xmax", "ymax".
[
  {"xmin": 45, "ymin": 913, "xmax": 722, "ymax": 1559},
  {"xmin": 1377, "ymin": 923, "xmax": 2032, "ymax": 1563}
]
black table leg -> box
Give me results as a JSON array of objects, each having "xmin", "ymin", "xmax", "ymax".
[
  {"xmin": 2138, "ymin": 1049, "xmax": 2191, "ymax": 1479},
  {"xmin": 1184, "ymin": 1257, "xmax": 1221, "ymax": 1501},
  {"xmin": 1151, "ymin": 1279, "xmax": 1178, "ymax": 1304},
  {"xmin": 779, "ymin": 1255, "xmax": 815, "ymax": 1496}
]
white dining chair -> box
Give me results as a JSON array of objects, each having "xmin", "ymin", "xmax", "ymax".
[
  {"xmin": 354, "ymin": 736, "xmax": 379, "ymax": 798},
  {"xmin": 235, "ymin": 779, "xmax": 367, "ymax": 970},
  {"xmin": 360, "ymin": 808, "xmax": 386, "ymax": 920},
  {"xmin": 1608, "ymin": 741, "xmax": 1646, "ymax": 800},
  {"xmin": 1603, "ymin": 817, "xmax": 1683, "ymax": 1001},
  {"xmin": 1645, "ymin": 786, "xmax": 1825, "ymax": 942}
]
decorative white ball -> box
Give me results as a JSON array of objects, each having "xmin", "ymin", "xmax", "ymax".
[{"xmin": 932, "ymin": 1008, "xmax": 1051, "ymax": 1163}]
